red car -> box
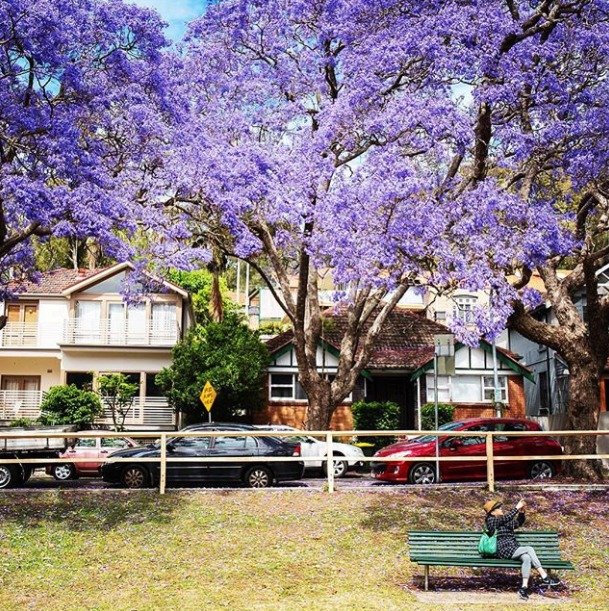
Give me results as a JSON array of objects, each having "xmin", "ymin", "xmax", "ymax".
[
  {"xmin": 46, "ymin": 435, "xmax": 138, "ymax": 481},
  {"xmin": 371, "ymin": 418, "xmax": 562, "ymax": 484}
]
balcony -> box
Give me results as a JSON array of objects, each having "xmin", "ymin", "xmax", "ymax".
[
  {"xmin": 63, "ymin": 319, "xmax": 180, "ymax": 347},
  {"xmin": 0, "ymin": 390, "xmax": 44, "ymax": 421},
  {"xmin": 0, "ymin": 322, "xmax": 38, "ymax": 348}
]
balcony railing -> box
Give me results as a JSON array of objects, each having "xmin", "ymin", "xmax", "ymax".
[
  {"xmin": 0, "ymin": 322, "xmax": 38, "ymax": 347},
  {"xmin": 0, "ymin": 392, "xmax": 175, "ymax": 428},
  {"xmin": 96, "ymin": 397, "xmax": 176, "ymax": 427},
  {"xmin": 0, "ymin": 390, "xmax": 44, "ymax": 420},
  {"xmin": 63, "ymin": 319, "xmax": 180, "ymax": 346}
]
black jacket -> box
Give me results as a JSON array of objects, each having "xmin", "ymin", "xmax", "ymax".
[{"xmin": 485, "ymin": 508, "xmax": 526, "ymax": 558}]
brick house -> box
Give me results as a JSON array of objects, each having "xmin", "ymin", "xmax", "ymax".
[{"xmin": 260, "ymin": 308, "xmax": 531, "ymax": 430}]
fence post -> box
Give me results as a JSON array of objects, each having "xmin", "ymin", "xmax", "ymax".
[
  {"xmin": 326, "ymin": 431, "xmax": 334, "ymax": 494},
  {"xmin": 486, "ymin": 432, "xmax": 495, "ymax": 493},
  {"xmin": 160, "ymin": 432, "xmax": 167, "ymax": 495}
]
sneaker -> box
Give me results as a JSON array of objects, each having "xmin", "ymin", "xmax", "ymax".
[
  {"xmin": 518, "ymin": 587, "xmax": 529, "ymax": 600},
  {"xmin": 541, "ymin": 576, "xmax": 561, "ymax": 587}
]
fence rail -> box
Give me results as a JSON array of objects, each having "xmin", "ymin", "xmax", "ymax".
[
  {"xmin": 0, "ymin": 429, "xmax": 607, "ymax": 494},
  {"xmin": 0, "ymin": 322, "xmax": 38, "ymax": 347}
]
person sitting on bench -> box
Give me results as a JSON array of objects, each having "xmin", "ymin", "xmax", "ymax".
[{"xmin": 483, "ymin": 499, "xmax": 561, "ymax": 600}]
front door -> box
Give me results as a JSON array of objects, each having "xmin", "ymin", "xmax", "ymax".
[{"xmin": 366, "ymin": 377, "xmax": 415, "ymax": 429}]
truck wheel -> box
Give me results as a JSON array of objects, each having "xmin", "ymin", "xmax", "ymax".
[
  {"xmin": 52, "ymin": 464, "xmax": 76, "ymax": 481},
  {"xmin": 0, "ymin": 465, "xmax": 17, "ymax": 489}
]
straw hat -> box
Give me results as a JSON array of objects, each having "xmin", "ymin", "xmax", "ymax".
[{"xmin": 483, "ymin": 499, "xmax": 503, "ymax": 514}]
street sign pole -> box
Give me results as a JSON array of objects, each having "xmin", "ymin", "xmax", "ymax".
[
  {"xmin": 434, "ymin": 352, "xmax": 439, "ymax": 483},
  {"xmin": 433, "ymin": 334, "xmax": 455, "ymax": 484}
]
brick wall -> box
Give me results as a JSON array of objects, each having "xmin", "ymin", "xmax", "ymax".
[{"xmin": 253, "ymin": 402, "xmax": 354, "ymax": 430}]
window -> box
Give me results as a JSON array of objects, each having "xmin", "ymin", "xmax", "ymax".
[
  {"xmin": 539, "ymin": 371, "xmax": 549, "ymax": 411},
  {"xmin": 101, "ymin": 438, "xmax": 130, "ymax": 449},
  {"xmin": 212, "ymin": 436, "xmax": 257, "ymax": 450},
  {"xmin": 66, "ymin": 372, "xmax": 93, "ymax": 390},
  {"xmin": 453, "ymin": 296, "xmax": 477, "ymax": 324},
  {"xmin": 425, "ymin": 374, "xmax": 508, "ymax": 403},
  {"xmin": 75, "ymin": 439, "xmax": 96, "ymax": 448},
  {"xmin": 426, "ymin": 375, "xmax": 450, "ymax": 402},
  {"xmin": 145, "ymin": 373, "xmax": 164, "ymax": 397},
  {"xmin": 451, "ymin": 376, "xmax": 482, "ymax": 402},
  {"xmin": 174, "ymin": 437, "xmax": 211, "ymax": 449},
  {"xmin": 482, "ymin": 376, "xmax": 508, "ymax": 402},
  {"xmin": 269, "ymin": 374, "xmax": 307, "ymax": 400}
]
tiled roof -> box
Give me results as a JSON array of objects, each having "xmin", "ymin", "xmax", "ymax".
[
  {"xmin": 265, "ymin": 306, "xmax": 528, "ymax": 373},
  {"xmin": 7, "ymin": 268, "xmax": 106, "ymax": 295}
]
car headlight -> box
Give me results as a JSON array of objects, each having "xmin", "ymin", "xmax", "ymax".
[{"xmin": 387, "ymin": 451, "xmax": 413, "ymax": 459}]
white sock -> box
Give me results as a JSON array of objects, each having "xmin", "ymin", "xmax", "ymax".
[{"xmin": 539, "ymin": 569, "xmax": 547, "ymax": 579}]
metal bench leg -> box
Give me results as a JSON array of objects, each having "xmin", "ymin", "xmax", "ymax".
[{"xmin": 424, "ymin": 565, "xmax": 429, "ymax": 591}]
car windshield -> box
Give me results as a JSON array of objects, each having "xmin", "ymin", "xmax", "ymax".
[{"xmin": 410, "ymin": 421, "xmax": 464, "ymax": 443}]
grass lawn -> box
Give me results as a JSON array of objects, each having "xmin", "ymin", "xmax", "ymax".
[{"xmin": 0, "ymin": 488, "xmax": 607, "ymax": 610}]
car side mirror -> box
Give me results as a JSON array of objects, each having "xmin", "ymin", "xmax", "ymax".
[{"xmin": 448, "ymin": 438, "xmax": 464, "ymax": 450}]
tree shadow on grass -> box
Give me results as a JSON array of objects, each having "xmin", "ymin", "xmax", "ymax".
[{"xmin": 0, "ymin": 491, "xmax": 186, "ymax": 532}]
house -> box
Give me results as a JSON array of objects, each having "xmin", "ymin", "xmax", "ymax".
[
  {"xmin": 259, "ymin": 308, "xmax": 531, "ymax": 430},
  {"xmin": 0, "ymin": 263, "xmax": 193, "ymax": 429}
]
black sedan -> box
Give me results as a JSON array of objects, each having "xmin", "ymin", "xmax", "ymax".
[{"xmin": 101, "ymin": 429, "xmax": 304, "ymax": 489}]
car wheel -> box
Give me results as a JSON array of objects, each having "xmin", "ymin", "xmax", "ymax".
[
  {"xmin": 409, "ymin": 463, "xmax": 437, "ymax": 485},
  {"xmin": 322, "ymin": 457, "xmax": 348, "ymax": 478},
  {"xmin": 0, "ymin": 465, "xmax": 16, "ymax": 489},
  {"xmin": 52, "ymin": 464, "xmax": 76, "ymax": 481},
  {"xmin": 121, "ymin": 465, "xmax": 149, "ymax": 489},
  {"xmin": 530, "ymin": 461, "xmax": 554, "ymax": 480},
  {"xmin": 244, "ymin": 466, "xmax": 273, "ymax": 488}
]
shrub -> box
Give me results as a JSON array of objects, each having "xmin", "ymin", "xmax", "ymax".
[
  {"xmin": 38, "ymin": 385, "xmax": 103, "ymax": 428},
  {"xmin": 351, "ymin": 400, "xmax": 400, "ymax": 449},
  {"xmin": 9, "ymin": 417, "xmax": 37, "ymax": 428},
  {"xmin": 156, "ymin": 312, "xmax": 270, "ymax": 423},
  {"xmin": 420, "ymin": 403, "xmax": 455, "ymax": 430}
]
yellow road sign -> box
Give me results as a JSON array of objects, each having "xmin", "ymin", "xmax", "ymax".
[{"xmin": 200, "ymin": 381, "xmax": 217, "ymax": 412}]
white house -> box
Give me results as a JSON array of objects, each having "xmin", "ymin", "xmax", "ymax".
[{"xmin": 0, "ymin": 263, "xmax": 193, "ymax": 429}]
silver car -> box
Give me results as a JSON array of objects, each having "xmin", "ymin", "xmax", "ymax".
[{"xmin": 254, "ymin": 424, "xmax": 364, "ymax": 478}]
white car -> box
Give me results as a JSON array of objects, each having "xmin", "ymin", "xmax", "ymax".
[{"xmin": 254, "ymin": 425, "xmax": 364, "ymax": 478}]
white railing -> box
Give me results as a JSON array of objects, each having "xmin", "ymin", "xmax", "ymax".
[
  {"xmin": 63, "ymin": 319, "xmax": 180, "ymax": 346},
  {"xmin": 0, "ymin": 322, "xmax": 38, "ymax": 347},
  {"xmin": 0, "ymin": 390, "xmax": 43, "ymax": 420},
  {"xmin": 96, "ymin": 397, "xmax": 175, "ymax": 427}
]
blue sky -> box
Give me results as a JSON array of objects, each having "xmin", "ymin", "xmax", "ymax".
[{"xmin": 132, "ymin": 0, "xmax": 208, "ymax": 40}]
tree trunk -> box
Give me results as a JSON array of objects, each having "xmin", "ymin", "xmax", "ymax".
[
  {"xmin": 562, "ymin": 360, "xmax": 604, "ymax": 479},
  {"xmin": 303, "ymin": 380, "xmax": 334, "ymax": 430},
  {"xmin": 209, "ymin": 272, "xmax": 223, "ymax": 322}
]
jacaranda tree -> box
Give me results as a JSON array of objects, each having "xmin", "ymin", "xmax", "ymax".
[
  {"xmin": 0, "ymin": 0, "xmax": 180, "ymax": 297},
  {"xmin": 159, "ymin": 0, "xmax": 574, "ymax": 432}
]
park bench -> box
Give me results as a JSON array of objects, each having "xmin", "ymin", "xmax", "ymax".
[{"xmin": 407, "ymin": 530, "xmax": 574, "ymax": 591}]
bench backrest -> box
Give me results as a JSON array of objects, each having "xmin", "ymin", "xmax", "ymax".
[{"xmin": 408, "ymin": 531, "xmax": 563, "ymax": 561}]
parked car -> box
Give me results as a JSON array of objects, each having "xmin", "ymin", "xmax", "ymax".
[
  {"xmin": 371, "ymin": 418, "xmax": 562, "ymax": 485},
  {"xmin": 102, "ymin": 425, "xmax": 305, "ymax": 489},
  {"xmin": 254, "ymin": 425, "xmax": 365, "ymax": 478},
  {"xmin": 46, "ymin": 434, "xmax": 138, "ymax": 481}
]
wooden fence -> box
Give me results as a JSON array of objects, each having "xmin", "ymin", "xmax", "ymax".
[{"xmin": 0, "ymin": 429, "xmax": 608, "ymax": 494}]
